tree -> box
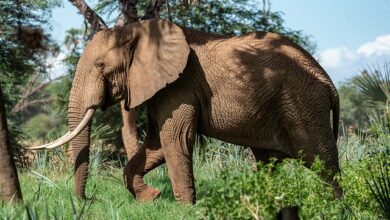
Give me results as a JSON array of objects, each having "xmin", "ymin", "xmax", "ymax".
[
  {"xmin": 354, "ymin": 64, "xmax": 390, "ymax": 130},
  {"xmin": 354, "ymin": 65, "xmax": 390, "ymax": 108},
  {"xmin": 0, "ymin": 0, "xmax": 59, "ymax": 202},
  {"xmin": 338, "ymin": 64, "xmax": 390, "ymax": 133},
  {"xmin": 94, "ymin": 0, "xmax": 316, "ymax": 54},
  {"xmin": 0, "ymin": 87, "xmax": 22, "ymax": 202},
  {"xmin": 338, "ymin": 79, "xmax": 370, "ymax": 131}
]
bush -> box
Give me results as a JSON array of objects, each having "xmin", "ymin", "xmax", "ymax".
[{"xmin": 200, "ymin": 158, "xmax": 339, "ymax": 219}]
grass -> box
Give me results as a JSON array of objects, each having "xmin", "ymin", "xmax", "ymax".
[
  {"xmin": 21, "ymin": 168, "xmax": 196, "ymax": 219},
  {"xmin": 1, "ymin": 134, "xmax": 389, "ymax": 219},
  {"xmin": 1, "ymin": 139, "xmax": 248, "ymax": 220},
  {"xmin": 2, "ymin": 163, "xmax": 198, "ymax": 219}
]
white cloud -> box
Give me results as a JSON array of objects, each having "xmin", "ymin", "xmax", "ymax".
[
  {"xmin": 318, "ymin": 34, "xmax": 390, "ymax": 84},
  {"xmin": 320, "ymin": 47, "xmax": 357, "ymax": 69},
  {"xmin": 357, "ymin": 35, "xmax": 390, "ymax": 57}
]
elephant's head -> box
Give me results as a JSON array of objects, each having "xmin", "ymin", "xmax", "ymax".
[{"xmin": 31, "ymin": 19, "xmax": 189, "ymax": 198}]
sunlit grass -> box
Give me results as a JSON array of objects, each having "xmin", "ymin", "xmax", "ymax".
[{"xmin": 1, "ymin": 132, "xmax": 388, "ymax": 219}]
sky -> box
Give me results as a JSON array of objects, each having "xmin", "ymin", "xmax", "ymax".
[{"xmin": 49, "ymin": 0, "xmax": 390, "ymax": 85}]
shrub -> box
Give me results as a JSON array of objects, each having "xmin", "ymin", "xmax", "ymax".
[{"xmin": 200, "ymin": 158, "xmax": 339, "ymax": 219}]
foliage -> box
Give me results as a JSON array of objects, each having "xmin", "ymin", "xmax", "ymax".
[
  {"xmin": 0, "ymin": 0, "xmax": 61, "ymax": 157},
  {"xmin": 338, "ymin": 99, "xmax": 390, "ymax": 160},
  {"xmin": 0, "ymin": 135, "xmax": 387, "ymax": 219},
  {"xmin": 0, "ymin": 0, "xmax": 60, "ymax": 112},
  {"xmin": 354, "ymin": 64, "xmax": 390, "ymax": 108},
  {"xmin": 168, "ymin": 0, "xmax": 316, "ymax": 53},
  {"xmin": 2, "ymin": 107, "xmax": 390, "ymax": 218},
  {"xmin": 94, "ymin": 0, "xmax": 316, "ymax": 54},
  {"xmin": 338, "ymin": 79, "xmax": 370, "ymax": 131},
  {"xmin": 200, "ymin": 158, "xmax": 333, "ymax": 219},
  {"xmin": 2, "ymin": 100, "xmax": 390, "ymax": 218},
  {"xmin": 24, "ymin": 113, "xmax": 67, "ymax": 142},
  {"xmin": 338, "ymin": 63, "xmax": 390, "ymax": 134},
  {"xmin": 365, "ymin": 157, "xmax": 390, "ymax": 219},
  {"xmin": 4, "ymin": 1, "xmax": 389, "ymax": 219},
  {"xmin": 198, "ymin": 102, "xmax": 390, "ymax": 219}
]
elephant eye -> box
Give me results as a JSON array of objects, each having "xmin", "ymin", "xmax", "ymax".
[{"xmin": 96, "ymin": 62, "xmax": 105, "ymax": 71}]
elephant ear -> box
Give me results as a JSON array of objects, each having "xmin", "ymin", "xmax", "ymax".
[{"xmin": 127, "ymin": 19, "xmax": 190, "ymax": 108}]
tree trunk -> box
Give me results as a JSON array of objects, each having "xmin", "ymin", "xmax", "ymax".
[{"xmin": 0, "ymin": 86, "xmax": 22, "ymax": 202}]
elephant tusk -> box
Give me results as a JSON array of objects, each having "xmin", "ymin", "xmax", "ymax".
[
  {"xmin": 27, "ymin": 109, "xmax": 95, "ymax": 150},
  {"xmin": 27, "ymin": 131, "xmax": 71, "ymax": 149}
]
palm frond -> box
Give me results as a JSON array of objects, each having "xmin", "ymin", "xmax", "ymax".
[
  {"xmin": 354, "ymin": 63, "xmax": 390, "ymax": 108},
  {"xmin": 365, "ymin": 158, "xmax": 390, "ymax": 219}
]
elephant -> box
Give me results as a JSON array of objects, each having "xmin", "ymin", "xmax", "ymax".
[{"xmin": 31, "ymin": 18, "xmax": 341, "ymax": 203}]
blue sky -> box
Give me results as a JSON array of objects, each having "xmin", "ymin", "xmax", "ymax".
[{"xmin": 49, "ymin": 0, "xmax": 390, "ymax": 85}]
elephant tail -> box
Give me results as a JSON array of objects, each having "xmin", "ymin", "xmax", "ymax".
[{"xmin": 332, "ymin": 92, "xmax": 340, "ymax": 143}]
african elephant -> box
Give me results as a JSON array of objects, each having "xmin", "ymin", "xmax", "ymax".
[{"xmin": 31, "ymin": 19, "xmax": 341, "ymax": 203}]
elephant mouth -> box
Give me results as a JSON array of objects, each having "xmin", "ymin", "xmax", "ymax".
[
  {"xmin": 100, "ymin": 95, "xmax": 113, "ymax": 111},
  {"xmin": 27, "ymin": 109, "xmax": 96, "ymax": 150},
  {"xmin": 100, "ymin": 99, "xmax": 110, "ymax": 111},
  {"xmin": 100, "ymin": 81, "xmax": 115, "ymax": 111}
]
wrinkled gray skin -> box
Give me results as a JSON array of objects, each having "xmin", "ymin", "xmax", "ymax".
[{"xmin": 68, "ymin": 19, "xmax": 341, "ymax": 203}]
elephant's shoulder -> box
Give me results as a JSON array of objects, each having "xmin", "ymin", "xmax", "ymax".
[
  {"xmin": 212, "ymin": 32, "xmax": 284, "ymax": 62},
  {"xmin": 242, "ymin": 31, "xmax": 284, "ymax": 41},
  {"xmin": 214, "ymin": 32, "xmax": 290, "ymax": 53},
  {"xmin": 240, "ymin": 32, "xmax": 292, "ymax": 48}
]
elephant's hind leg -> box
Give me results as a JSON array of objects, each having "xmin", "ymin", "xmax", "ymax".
[
  {"xmin": 123, "ymin": 132, "xmax": 165, "ymax": 202},
  {"xmin": 250, "ymin": 148, "xmax": 289, "ymax": 164},
  {"xmin": 289, "ymin": 123, "xmax": 342, "ymax": 198},
  {"xmin": 249, "ymin": 148, "xmax": 289, "ymax": 172}
]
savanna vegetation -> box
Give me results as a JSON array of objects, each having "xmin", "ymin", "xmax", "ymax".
[{"xmin": 1, "ymin": 0, "xmax": 389, "ymax": 219}]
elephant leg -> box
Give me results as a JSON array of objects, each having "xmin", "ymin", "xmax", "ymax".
[
  {"xmin": 314, "ymin": 138, "xmax": 343, "ymax": 198},
  {"xmin": 120, "ymin": 101, "xmax": 140, "ymax": 159},
  {"xmin": 250, "ymin": 148, "xmax": 290, "ymax": 172},
  {"xmin": 158, "ymin": 104, "xmax": 198, "ymax": 204},
  {"xmin": 250, "ymin": 148, "xmax": 289, "ymax": 164},
  {"xmin": 123, "ymin": 132, "xmax": 165, "ymax": 202},
  {"xmin": 289, "ymin": 124, "xmax": 342, "ymax": 198}
]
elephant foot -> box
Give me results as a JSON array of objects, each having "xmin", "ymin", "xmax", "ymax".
[
  {"xmin": 172, "ymin": 189, "xmax": 196, "ymax": 204},
  {"xmin": 135, "ymin": 186, "xmax": 161, "ymax": 202},
  {"xmin": 174, "ymin": 194, "xmax": 195, "ymax": 205}
]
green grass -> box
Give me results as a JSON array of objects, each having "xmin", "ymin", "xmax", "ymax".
[
  {"xmin": 18, "ymin": 167, "xmax": 196, "ymax": 219},
  {"xmin": 1, "ymin": 136, "xmax": 388, "ymax": 219}
]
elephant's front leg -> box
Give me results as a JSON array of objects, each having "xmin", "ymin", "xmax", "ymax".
[
  {"xmin": 120, "ymin": 101, "xmax": 140, "ymax": 159},
  {"xmin": 159, "ymin": 104, "xmax": 198, "ymax": 204},
  {"xmin": 123, "ymin": 131, "xmax": 165, "ymax": 202}
]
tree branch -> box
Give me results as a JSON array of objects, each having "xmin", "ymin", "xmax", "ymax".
[
  {"xmin": 166, "ymin": 0, "xmax": 172, "ymax": 21},
  {"xmin": 11, "ymin": 98, "xmax": 53, "ymax": 115},
  {"xmin": 22, "ymin": 75, "xmax": 66, "ymax": 99},
  {"xmin": 142, "ymin": 0, "xmax": 166, "ymax": 20},
  {"xmin": 68, "ymin": 0, "xmax": 108, "ymax": 31},
  {"xmin": 11, "ymin": 75, "xmax": 66, "ymax": 115},
  {"xmin": 181, "ymin": 0, "xmax": 201, "ymax": 8},
  {"xmin": 117, "ymin": 0, "xmax": 139, "ymax": 26}
]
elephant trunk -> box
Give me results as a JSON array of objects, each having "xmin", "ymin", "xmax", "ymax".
[{"xmin": 68, "ymin": 82, "xmax": 92, "ymax": 199}]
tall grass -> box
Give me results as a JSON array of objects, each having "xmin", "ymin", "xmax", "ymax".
[
  {"xmin": 2, "ymin": 108, "xmax": 390, "ymax": 219},
  {"xmin": 1, "ymin": 137, "xmax": 385, "ymax": 219},
  {"xmin": 365, "ymin": 158, "xmax": 390, "ymax": 219}
]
